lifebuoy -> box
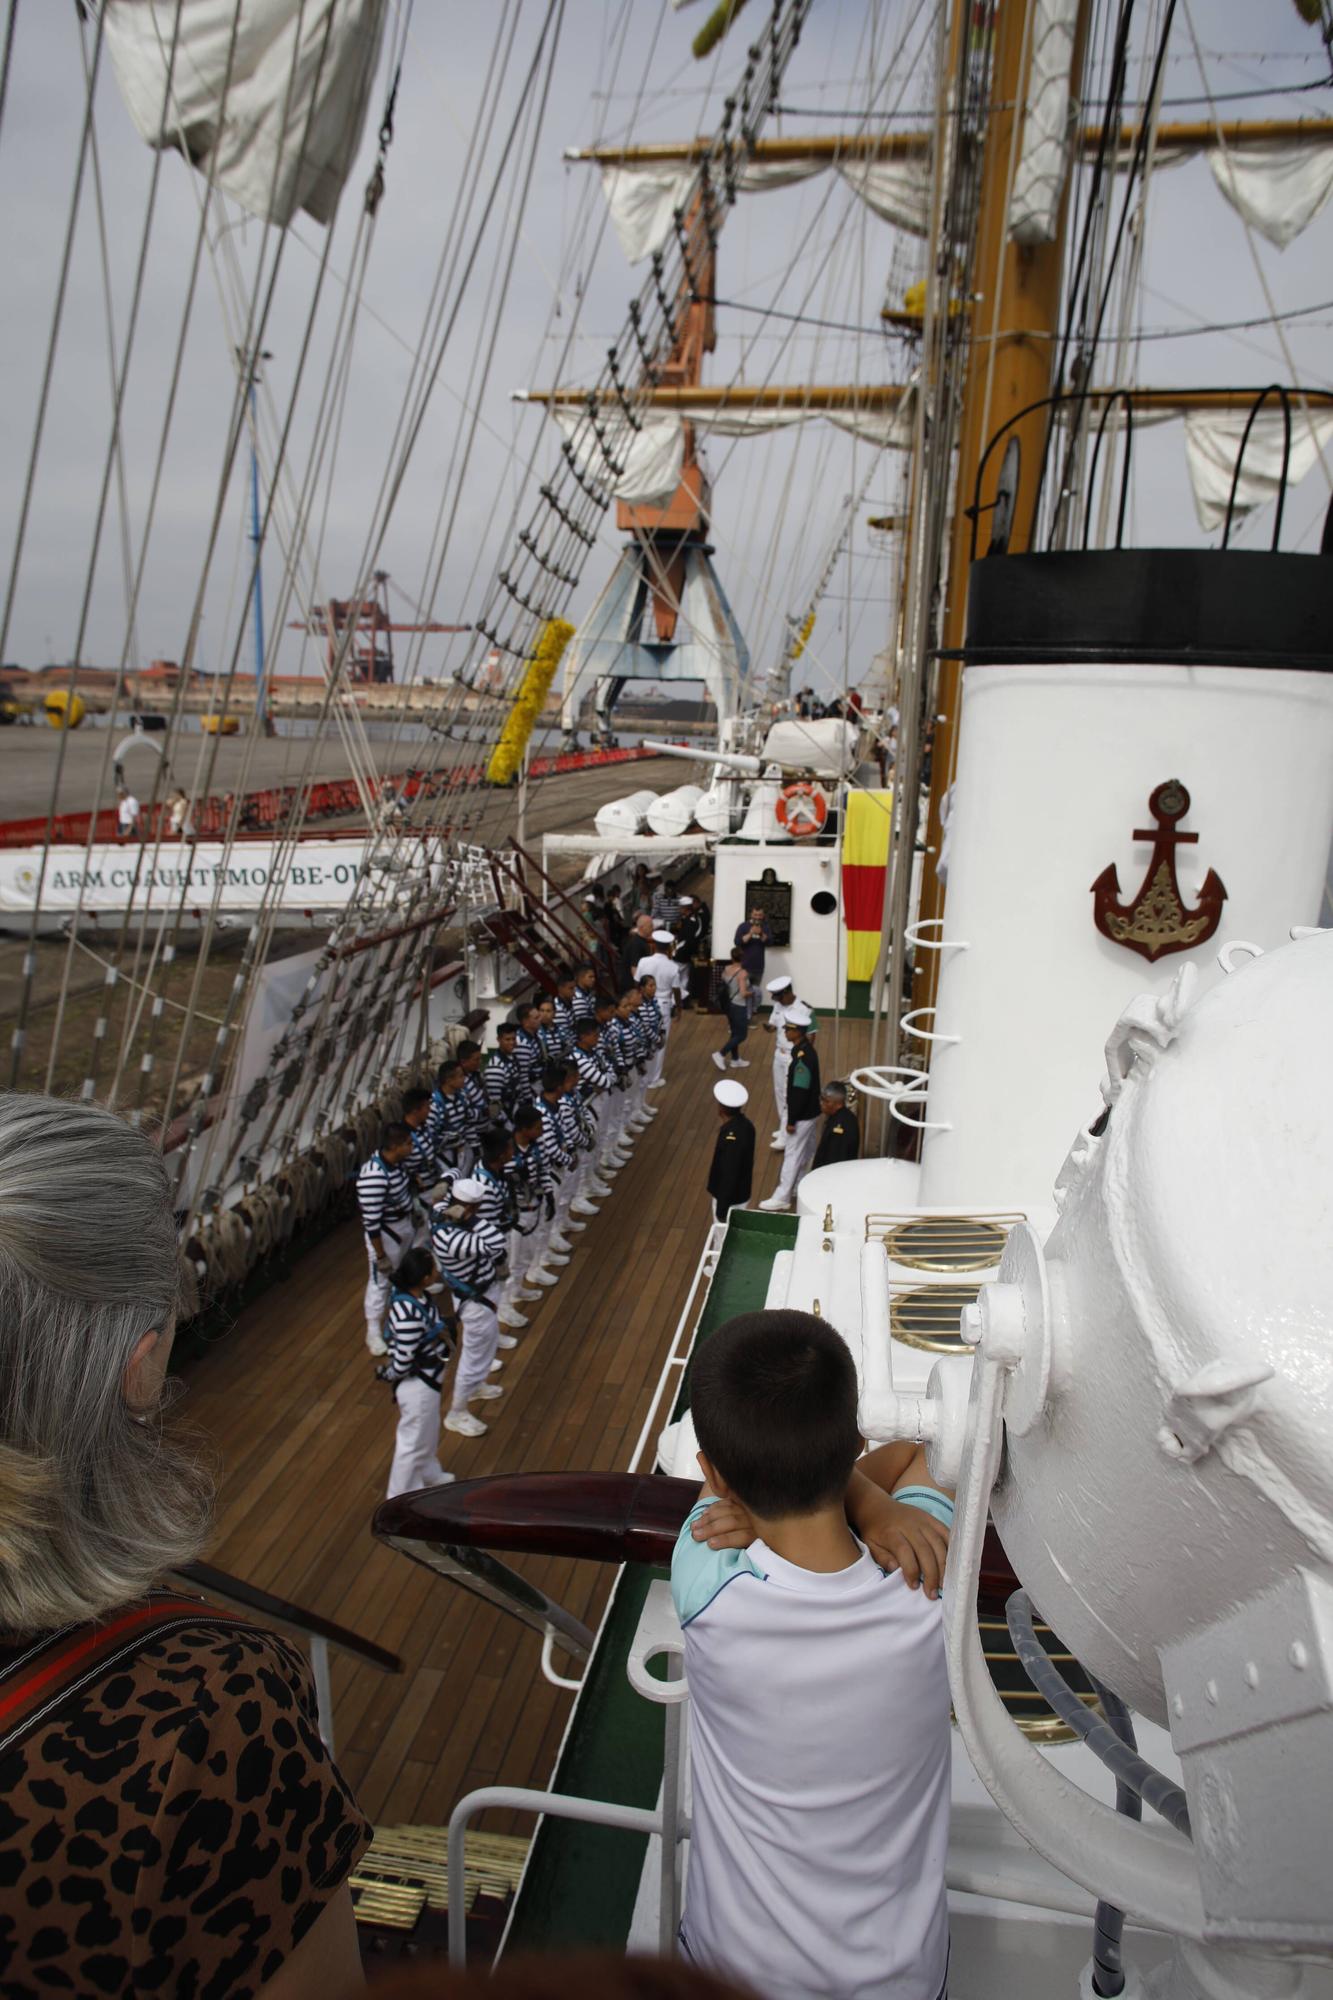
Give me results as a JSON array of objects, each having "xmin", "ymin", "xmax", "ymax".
[{"xmin": 775, "ymin": 781, "xmax": 828, "ymax": 838}]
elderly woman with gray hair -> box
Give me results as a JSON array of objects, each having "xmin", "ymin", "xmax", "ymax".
[{"xmin": 0, "ymin": 1095, "xmax": 369, "ymax": 1999}]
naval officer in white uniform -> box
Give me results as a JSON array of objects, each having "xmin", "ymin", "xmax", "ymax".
[
  {"xmin": 763, "ymin": 975, "xmax": 803, "ymax": 1151},
  {"xmin": 634, "ymin": 929, "xmax": 686, "ymax": 1087}
]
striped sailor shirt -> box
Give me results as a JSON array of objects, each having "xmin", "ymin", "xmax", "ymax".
[
  {"xmin": 574, "ymin": 1042, "xmax": 615, "ymax": 1098},
  {"xmin": 553, "ymin": 995, "xmax": 577, "ymax": 1051},
  {"xmin": 458, "ymin": 1071, "xmax": 489, "ymax": 1140},
  {"xmin": 506, "ymin": 1138, "xmax": 547, "ymax": 1224},
  {"xmin": 537, "ymin": 1102, "xmax": 574, "ymax": 1179},
  {"xmin": 382, "ymin": 1289, "xmax": 451, "ymax": 1392},
  {"xmin": 571, "ymin": 986, "xmax": 598, "ymax": 1023},
  {"xmin": 407, "ymin": 1124, "xmax": 443, "ymax": 1193},
  {"xmin": 430, "ymin": 1218, "xmax": 506, "ymax": 1300},
  {"xmin": 536, "ymin": 1022, "xmax": 565, "ymax": 1067},
  {"xmin": 429, "ymin": 1087, "xmax": 471, "ymax": 1164},
  {"xmin": 637, "ymin": 997, "xmax": 666, "ymax": 1049},
  {"xmin": 555, "ymin": 1093, "xmax": 585, "ymax": 1158},
  {"xmin": 473, "ymin": 1163, "xmax": 515, "ymax": 1236},
  {"xmin": 484, "ymin": 1049, "xmax": 521, "ymax": 1123},
  {"xmin": 515, "ymin": 1029, "xmax": 543, "ymax": 1098},
  {"xmin": 357, "ymin": 1152, "xmax": 413, "ymax": 1237}
]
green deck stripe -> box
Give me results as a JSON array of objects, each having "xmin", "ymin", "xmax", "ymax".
[{"xmin": 504, "ymin": 1207, "xmax": 797, "ymax": 1956}]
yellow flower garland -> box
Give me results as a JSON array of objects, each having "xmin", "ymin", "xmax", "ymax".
[{"xmin": 485, "ymin": 618, "xmax": 576, "ymax": 786}]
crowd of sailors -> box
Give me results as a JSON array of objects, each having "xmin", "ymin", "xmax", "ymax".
[{"xmin": 358, "ymin": 880, "xmax": 861, "ymax": 1500}]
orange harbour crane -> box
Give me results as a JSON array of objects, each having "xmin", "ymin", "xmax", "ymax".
[{"xmin": 289, "ymin": 571, "xmax": 470, "ymax": 684}]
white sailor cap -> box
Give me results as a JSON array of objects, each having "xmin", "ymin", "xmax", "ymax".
[
  {"xmin": 652, "ymin": 929, "xmax": 675, "ymax": 944},
  {"xmin": 714, "ymin": 1079, "xmax": 748, "ymax": 1108},
  {"xmin": 450, "ymin": 1178, "xmax": 487, "ymax": 1204},
  {"xmin": 678, "ymin": 895, "xmax": 695, "ymax": 906},
  {"xmin": 784, "ymin": 1000, "xmax": 814, "ymax": 1027},
  {"xmin": 766, "ymin": 974, "xmax": 795, "ymax": 993}
]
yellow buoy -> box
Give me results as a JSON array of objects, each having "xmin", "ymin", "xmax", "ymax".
[
  {"xmin": 42, "ymin": 689, "xmax": 85, "ymax": 730},
  {"xmin": 486, "ymin": 619, "xmax": 576, "ymax": 786},
  {"xmin": 201, "ymin": 713, "xmax": 240, "ymax": 736}
]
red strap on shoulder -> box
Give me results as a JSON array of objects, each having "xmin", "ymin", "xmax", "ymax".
[{"xmin": 0, "ymin": 1592, "xmax": 253, "ymax": 1757}]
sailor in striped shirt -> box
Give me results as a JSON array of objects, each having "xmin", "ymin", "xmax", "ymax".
[
  {"xmin": 513, "ymin": 1003, "xmax": 544, "ymax": 1101},
  {"xmin": 553, "ymin": 971, "xmax": 579, "ymax": 1053},
  {"xmin": 429, "ymin": 1059, "xmax": 473, "ymax": 1175},
  {"xmin": 636, "ymin": 973, "xmax": 669, "ymax": 1094},
  {"xmin": 381, "ymin": 1246, "xmax": 455, "ymax": 1499},
  {"xmin": 532, "ymin": 1064, "xmax": 579, "ymax": 1278},
  {"xmin": 484, "ymin": 1023, "xmax": 522, "ymax": 1127},
  {"xmin": 573, "ymin": 1020, "xmax": 620, "ymax": 1187},
  {"xmin": 455, "ymin": 1040, "xmax": 490, "ymax": 1166},
  {"xmin": 357, "ymin": 1123, "xmax": 428, "ymax": 1357},
  {"xmin": 571, "ymin": 962, "xmax": 599, "ymax": 1024},
  {"xmin": 499, "ymin": 1101, "xmax": 555, "ymax": 1322},
  {"xmin": 535, "ymin": 996, "xmax": 565, "ymax": 1067},
  {"xmin": 614, "ymin": 991, "xmax": 653, "ymax": 1136},
  {"xmin": 403, "ymin": 1085, "xmax": 448, "ymax": 1201},
  {"xmin": 595, "ymin": 998, "xmax": 634, "ymax": 1169},
  {"xmin": 432, "ymin": 1181, "xmax": 508, "ymax": 1439},
  {"xmin": 557, "ymin": 1066, "xmax": 603, "ymax": 1226}
]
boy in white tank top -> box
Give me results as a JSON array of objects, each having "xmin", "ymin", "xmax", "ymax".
[{"xmin": 671, "ymin": 1309, "xmax": 955, "ymax": 2000}]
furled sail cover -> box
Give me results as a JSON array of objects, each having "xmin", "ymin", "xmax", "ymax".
[
  {"xmin": 1007, "ymin": 0, "xmax": 1080, "ymax": 245},
  {"xmin": 104, "ymin": 0, "xmax": 389, "ymax": 228},
  {"xmin": 1182, "ymin": 406, "xmax": 1333, "ymax": 533},
  {"xmin": 552, "ymin": 397, "xmax": 914, "ymax": 506},
  {"xmin": 1206, "ymin": 140, "xmax": 1333, "ymax": 252},
  {"xmin": 599, "ymin": 153, "xmax": 931, "ymax": 265}
]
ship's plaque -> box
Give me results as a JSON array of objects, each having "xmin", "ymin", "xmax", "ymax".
[
  {"xmin": 1091, "ymin": 779, "xmax": 1226, "ymax": 964},
  {"xmin": 744, "ymin": 867, "xmax": 792, "ymax": 947}
]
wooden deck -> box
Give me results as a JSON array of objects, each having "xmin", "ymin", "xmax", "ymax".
[{"xmin": 182, "ymin": 1005, "xmax": 883, "ymax": 1831}]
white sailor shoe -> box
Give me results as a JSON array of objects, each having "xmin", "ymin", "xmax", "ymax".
[
  {"xmin": 757, "ymin": 1194, "xmax": 792, "ymax": 1212},
  {"xmin": 365, "ymin": 1331, "xmax": 388, "ymax": 1358},
  {"xmin": 444, "ymin": 1410, "xmax": 487, "ymax": 1437},
  {"xmin": 495, "ymin": 1331, "xmax": 519, "ymax": 1348},
  {"xmin": 527, "ymin": 1266, "xmax": 560, "ymax": 1286},
  {"xmin": 570, "ymin": 1197, "xmax": 600, "ymax": 1216},
  {"xmin": 498, "ymin": 1307, "xmax": 528, "ymax": 1329},
  {"xmin": 472, "ymin": 1383, "xmax": 505, "ymax": 1402}
]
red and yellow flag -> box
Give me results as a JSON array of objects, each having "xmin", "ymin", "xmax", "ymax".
[{"xmin": 841, "ymin": 789, "xmax": 892, "ymax": 982}]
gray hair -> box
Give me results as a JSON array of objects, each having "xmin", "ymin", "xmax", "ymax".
[
  {"xmin": 822, "ymin": 1080, "xmax": 848, "ymax": 1103},
  {"xmin": 0, "ymin": 1093, "xmax": 212, "ymax": 1633}
]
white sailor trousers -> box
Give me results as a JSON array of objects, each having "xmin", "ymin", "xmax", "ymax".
[
  {"xmin": 362, "ymin": 1220, "xmax": 428, "ymax": 1335},
  {"xmin": 386, "ymin": 1377, "xmax": 446, "ymax": 1498},
  {"xmin": 771, "ymin": 1042, "xmax": 793, "ymax": 1141},
  {"xmin": 451, "ymin": 1297, "xmax": 500, "ymax": 1408},
  {"xmin": 773, "ymin": 1115, "xmax": 819, "ymax": 1202}
]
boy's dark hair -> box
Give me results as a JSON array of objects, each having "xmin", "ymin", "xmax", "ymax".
[
  {"xmin": 395, "ymin": 1245, "xmax": 435, "ymax": 1291},
  {"xmin": 690, "ymin": 1310, "xmax": 860, "ymax": 1518},
  {"xmin": 573, "ymin": 961, "xmax": 595, "ymax": 978},
  {"xmin": 403, "ymin": 1085, "xmax": 431, "ymax": 1114},
  {"xmin": 517, "ymin": 1003, "xmax": 539, "ymax": 1025},
  {"xmin": 481, "ymin": 1126, "xmax": 512, "ymax": 1165},
  {"xmin": 457, "ymin": 1038, "xmax": 482, "ymax": 1060},
  {"xmin": 497, "ymin": 1021, "xmax": 518, "ymax": 1040},
  {"xmin": 575, "ymin": 1019, "xmax": 599, "ymax": 1039},
  {"xmin": 380, "ymin": 1121, "xmax": 412, "ymax": 1153},
  {"xmin": 541, "ymin": 1061, "xmax": 568, "ymax": 1093},
  {"xmin": 437, "ymin": 1058, "xmax": 461, "ymax": 1083},
  {"xmin": 512, "ymin": 1100, "xmax": 541, "ymax": 1133}
]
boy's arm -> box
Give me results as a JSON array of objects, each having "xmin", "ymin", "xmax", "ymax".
[
  {"xmin": 672, "ymin": 1483, "xmax": 760, "ymax": 1626},
  {"xmin": 845, "ymin": 1445, "xmax": 953, "ymax": 1598}
]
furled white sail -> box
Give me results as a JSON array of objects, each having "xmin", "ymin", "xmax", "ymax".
[
  {"xmin": 1007, "ymin": 0, "xmax": 1081, "ymax": 245},
  {"xmin": 1183, "ymin": 406, "xmax": 1333, "ymax": 533},
  {"xmin": 103, "ymin": 0, "xmax": 389, "ymax": 228},
  {"xmin": 551, "ymin": 396, "xmax": 913, "ymax": 506},
  {"xmin": 598, "ymin": 152, "xmax": 931, "ymax": 266},
  {"xmin": 1206, "ymin": 139, "xmax": 1333, "ymax": 251}
]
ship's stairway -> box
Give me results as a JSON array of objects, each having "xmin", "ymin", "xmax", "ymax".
[{"xmin": 351, "ymin": 1826, "xmax": 529, "ymax": 1962}]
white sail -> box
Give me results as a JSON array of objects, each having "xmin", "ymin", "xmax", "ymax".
[{"xmin": 104, "ymin": 0, "xmax": 389, "ymax": 228}]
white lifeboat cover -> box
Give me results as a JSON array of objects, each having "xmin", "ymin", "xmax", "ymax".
[
  {"xmin": 761, "ymin": 716, "xmax": 857, "ymax": 777},
  {"xmin": 104, "ymin": 0, "xmax": 389, "ymax": 228}
]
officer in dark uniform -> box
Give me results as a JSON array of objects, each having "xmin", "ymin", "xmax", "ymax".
[
  {"xmin": 706, "ymin": 1078, "xmax": 755, "ymax": 1222},
  {"xmin": 811, "ymin": 1081, "xmax": 861, "ymax": 1171}
]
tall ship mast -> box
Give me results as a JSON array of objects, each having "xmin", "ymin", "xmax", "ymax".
[{"xmin": 2, "ymin": 1, "xmax": 1333, "ymax": 1993}]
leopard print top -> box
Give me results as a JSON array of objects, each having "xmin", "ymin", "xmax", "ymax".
[{"xmin": 0, "ymin": 1615, "xmax": 372, "ymax": 1998}]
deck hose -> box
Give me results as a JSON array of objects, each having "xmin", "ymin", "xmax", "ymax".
[{"xmin": 1004, "ymin": 1589, "xmax": 1193, "ymax": 1995}]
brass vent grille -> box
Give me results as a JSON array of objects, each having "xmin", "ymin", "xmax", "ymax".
[
  {"xmin": 868, "ymin": 1210, "xmax": 1024, "ymax": 1272},
  {"xmin": 889, "ymin": 1281, "xmax": 981, "ymax": 1353},
  {"xmin": 973, "ymin": 1616, "xmax": 1101, "ymax": 1745},
  {"xmin": 351, "ymin": 1826, "xmax": 528, "ymax": 1933}
]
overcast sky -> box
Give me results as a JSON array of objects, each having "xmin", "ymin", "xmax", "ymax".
[{"xmin": 1, "ymin": 0, "xmax": 1330, "ymax": 716}]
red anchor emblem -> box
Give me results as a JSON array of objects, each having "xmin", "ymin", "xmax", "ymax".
[{"xmin": 1091, "ymin": 780, "xmax": 1227, "ymax": 964}]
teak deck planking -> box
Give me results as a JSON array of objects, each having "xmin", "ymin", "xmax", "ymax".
[{"xmin": 182, "ymin": 1005, "xmax": 881, "ymax": 1833}]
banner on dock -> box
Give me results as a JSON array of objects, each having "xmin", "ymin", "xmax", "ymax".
[{"xmin": 0, "ymin": 839, "xmax": 428, "ymax": 927}]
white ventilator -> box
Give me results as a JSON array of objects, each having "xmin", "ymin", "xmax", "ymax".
[{"xmin": 916, "ymin": 931, "xmax": 1333, "ymax": 1990}]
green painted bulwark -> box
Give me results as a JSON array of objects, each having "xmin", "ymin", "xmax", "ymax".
[{"xmin": 503, "ymin": 1206, "xmax": 797, "ymax": 1955}]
